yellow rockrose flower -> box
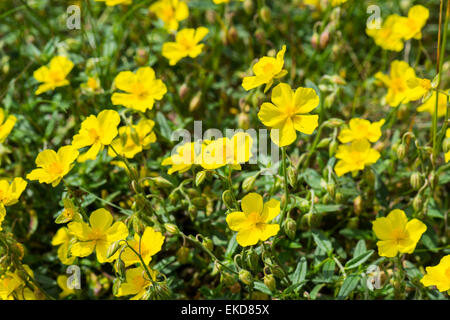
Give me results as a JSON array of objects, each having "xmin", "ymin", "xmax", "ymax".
[
  {"xmin": 27, "ymin": 145, "xmax": 79, "ymax": 187},
  {"xmin": 52, "ymin": 227, "xmax": 76, "ymax": 265},
  {"xmin": 417, "ymin": 91, "xmax": 448, "ymax": 118},
  {"xmin": 420, "ymin": 255, "xmax": 450, "ymax": 293},
  {"xmin": 0, "ymin": 177, "xmax": 27, "ymax": 230},
  {"xmin": 68, "ymin": 208, "xmax": 128, "ymax": 264},
  {"xmin": 201, "ymin": 132, "xmax": 253, "ymax": 170},
  {"xmin": 366, "ymin": 15, "xmax": 405, "ymax": 52},
  {"xmin": 334, "ymin": 139, "xmax": 380, "ymax": 177},
  {"xmin": 258, "ymin": 83, "xmax": 319, "ymax": 147},
  {"xmin": 375, "ymin": 60, "xmax": 426, "ymax": 107},
  {"xmin": 108, "ymin": 119, "xmax": 156, "ymax": 159},
  {"xmin": 120, "ymin": 226, "xmax": 165, "ymax": 267},
  {"xmin": 33, "ymin": 56, "xmax": 74, "ymax": 95},
  {"xmin": 115, "ymin": 266, "xmax": 158, "ymax": 300},
  {"xmin": 242, "ymin": 45, "xmax": 287, "ymax": 92},
  {"xmin": 80, "ymin": 76, "xmax": 102, "ymax": 94},
  {"xmin": 445, "ymin": 129, "xmax": 450, "ymax": 163},
  {"xmin": 162, "ymin": 141, "xmax": 204, "ymax": 174},
  {"xmin": 95, "ymin": 0, "xmax": 132, "ymax": 6},
  {"xmin": 0, "ymin": 265, "xmax": 36, "ymax": 300},
  {"xmin": 338, "ymin": 118, "xmax": 385, "ymax": 143},
  {"xmin": 226, "ymin": 193, "xmax": 280, "ymax": 247},
  {"xmin": 330, "ymin": 0, "xmax": 348, "ymax": 6},
  {"xmin": 162, "ymin": 27, "xmax": 209, "ymax": 66},
  {"xmin": 394, "ymin": 5, "xmax": 429, "ymax": 40},
  {"xmin": 149, "ymin": 0, "xmax": 189, "ymax": 32},
  {"xmin": 111, "ymin": 67, "xmax": 167, "ymax": 112},
  {"xmin": 55, "ymin": 198, "xmax": 82, "ymax": 224},
  {"xmin": 0, "ymin": 109, "xmax": 17, "ymax": 143},
  {"xmin": 212, "ymin": 0, "xmax": 243, "ymax": 4},
  {"xmin": 72, "ymin": 110, "xmax": 121, "ymax": 162},
  {"xmin": 372, "ymin": 209, "xmax": 426, "ymax": 258},
  {"xmin": 57, "ymin": 275, "xmax": 76, "ymax": 299}
]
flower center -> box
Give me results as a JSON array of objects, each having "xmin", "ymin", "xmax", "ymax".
[
  {"xmin": 88, "ymin": 128, "xmax": 100, "ymax": 141},
  {"xmin": 445, "ymin": 267, "xmax": 450, "ymax": 279},
  {"xmin": 131, "ymin": 83, "xmax": 148, "ymax": 100},
  {"xmin": 391, "ymin": 78, "xmax": 405, "ymax": 93},
  {"xmin": 49, "ymin": 70, "xmax": 64, "ymax": 83},
  {"xmin": 391, "ymin": 228, "xmax": 408, "ymax": 245},
  {"xmin": 48, "ymin": 161, "xmax": 64, "ymax": 176},
  {"xmin": 263, "ymin": 62, "xmax": 275, "ymax": 74},
  {"xmin": 89, "ymin": 228, "xmax": 106, "ymax": 241}
]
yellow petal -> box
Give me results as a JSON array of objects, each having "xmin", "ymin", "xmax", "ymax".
[
  {"xmin": 261, "ymin": 199, "xmax": 280, "ymax": 222},
  {"xmin": 294, "ymin": 87, "xmax": 320, "ymax": 113},
  {"xmin": 259, "ymin": 224, "xmax": 280, "ymax": 241},
  {"xmin": 226, "ymin": 211, "xmax": 249, "ymax": 231},
  {"xmin": 236, "ymin": 227, "xmax": 261, "ymax": 247},
  {"xmin": 241, "ymin": 193, "xmax": 263, "ymax": 215},
  {"xmin": 89, "ymin": 208, "xmax": 113, "ymax": 231},
  {"xmin": 292, "ymin": 114, "xmax": 319, "ymax": 135}
]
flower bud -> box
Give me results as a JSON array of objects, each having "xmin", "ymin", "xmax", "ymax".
[
  {"xmin": 176, "ymin": 247, "xmax": 190, "ymax": 264},
  {"xmin": 317, "ymin": 138, "xmax": 331, "ymax": 149},
  {"xmin": 329, "ymin": 140, "xmax": 339, "ymax": 157},
  {"xmin": 326, "ymin": 182, "xmax": 335, "ymax": 198},
  {"xmin": 270, "ymin": 265, "xmax": 285, "ymax": 279},
  {"xmin": 410, "ymin": 172, "xmax": 422, "ymax": 191},
  {"xmin": 246, "ymin": 249, "xmax": 260, "ymax": 271},
  {"xmin": 413, "ymin": 194, "xmax": 423, "ymax": 212},
  {"xmin": 149, "ymin": 176, "xmax": 173, "ymax": 188},
  {"xmin": 227, "ymin": 26, "xmax": 238, "ymax": 44},
  {"xmin": 179, "ymin": 83, "xmax": 189, "ymax": 100},
  {"xmin": 396, "ymin": 144, "xmax": 406, "ymax": 160},
  {"xmin": 149, "ymin": 282, "xmax": 172, "ymax": 300},
  {"xmin": 202, "ymin": 237, "xmax": 214, "ymax": 252},
  {"xmin": 263, "ymin": 274, "xmax": 276, "ymax": 292},
  {"xmin": 189, "ymin": 92, "xmax": 202, "ymax": 112},
  {"xmin": 319, "ymin": 29, "xmax": 330, "ymax": 49},
  {"xmin": 220, "ymin": 272, "xmax": 235, "ymax": 286},
  {"xmin": 259, "ymin": 6, "xmax": 271, "ymax": 23},
  {"xmin": 243, "ymin": 0, "xmax": 254, "ymax": 14},
  {"xmin": 195, "ymin": 170, "xmax": 207, "ymax": 186},
  {"xmin": 298, "ymin": 197, "xmax": 310, "ymax": 213},
  {"xmin": 222, "ymin": 190, "xmax": 235, "ymax": 209},
  {"xmin": 311, "ymin": 32, "xmax": 319, "ymax": 50},
  {"xmin": 242, "ymin": 175, "xmax": 257, "ymax": 193},
  {"xmin": 353, "ymin": 195, "xmax": 363, "ymax": 215},
  {"xmin": 164, "ymin": 223, "xmax": 179, "ymax": 235},
  {"xmin": 288, "ymin": 166, "xmax": 297, "ymax": 189},
  {"xmin": 239, "ymin": 269, "xmax": 253, "ymax": 286},
  {"xmin": 284, "ymin": 218, "xmax": 297, "ymax": 240},
  {"xmin": 188, "ymin": 205, "xmax": 197, "ymax": 220},
  {"xmin": 346, "ymin": 217, "xmax": 359, "ymax": 229},
  {"xmin": 115, "ymin": 258, "xmax": 126, "ymax": 281},
  {"xmin": 254, "ymin": 28, "xmax": 265, "ymax": 44},
  {"xmin": 168, "ymin": 192, "xmax": 179, "ymax": 205}
]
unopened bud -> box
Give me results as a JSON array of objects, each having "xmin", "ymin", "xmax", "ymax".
[
  {"xmin": 222, "ymin": 190, "xmax": 235, "ymax": 209},
  {"xmin": 242, "ymin": 175, "xmax": 257, "ymax": 193},
  {"xmin": 326, "ymin": 182, "xmax": 335, "ymax": 198},
  {"xmin": 189, "ymin": 92, "xmax": 202, "ymax": 112},
  {"xmin": 410, "ymin": 172, "xmax": 422, "ymax": 190},
  {"xmin": 284, "ymin": 218, "xmax": 297, "ymax": 240},
  {"xmin": 270, "ymin": 265, "xmax": 285, "ymax": 279},
  {"xmin": 176, "ymin": 247, "xmax": 190, "ymax": 264},
  {"xmin": 239, "ymin": 269, "xmax": 253, "ymax": 286},
  {"xmin": 227, "ymin": 26, "xmax": 238, "ymax": 44},
  {"xmin": 317, "ymin": 138, "xmax": 331, "ymax": 149},
  {"xmin": 246, "ymin": 249, "xmax": 260, "ymax": 271},
  {"xmin": 259, "ymin": 6, "xmax": 271, "ymax": 23},
  {"xmin": 311, "ymin": 32, "xmax": 319, "ymax": 50},
  {"xmin": 203, "ymin": 238, "xmax": 214, "ymax": 252},
  {"xmin": 179, "ymin": 83, "xmax": 189, "ymax": 100},
  {"xmin": 288, "ymin": 167, "xmax": 297, "ymax": 188},
  {"xmin": 149, "ymin": 176, "xmax": 173, "ymax": 188},
  {"xmin": 319, "ymin": 30, "xmax": 329, "ymax": 49},
  {"xmin": 164, "ymin": 223, "xmax": 179, "ymax": 235},
  {"xmin": 298, "ymin": 198, "xmax": 310, "ymax": 213},
  {"xmin": 353, "ymin": 195, "xmax": 363, "ymax": 215},
  {"xmin": 243, "ymin": 0, "xmax": 254, "ymax": 14},
  {"xmin": 195, "ymin": 170, "xmax": 207, "ymax": 186},
  {"xmin": 115, "ymin": 258, "xmax": 126, "ymax": 281},
  {"xmin": 396, "ymin": 144, "xmax": 406, "ymax": 160},
  {"xmin": 192, "ymin": 197, "xmax": 207, "ymax": 209},
  {"xmin": 107, "ymin": 241, "xmax": 122, "ymax": 259},
  {"xmin": 413, "ymin": 194, "xmax": 423, "ymax": 212},
  {"xmin": 264, "ymin": 274, "xmax": 276, "ymax": 292},
  {"xmin": 329, "ymin": 140, "xmax": 339, "ymax": 157}
]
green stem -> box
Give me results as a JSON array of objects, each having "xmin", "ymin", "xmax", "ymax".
[{"xmin": 279, "ymin": 147, "xmax": 289, "ymax": 225}]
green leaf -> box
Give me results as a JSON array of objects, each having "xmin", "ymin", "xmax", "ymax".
[
  {"xmin": 301, "ymin": 168, "xmax": 326, "ymax": 191},
  {"xmin": 254, "ymin": 281, "xmax": 272, "ymax": 295},
  {"xmin": 290, "ymin": 257, "xmax": 307, "ymax": 284},
  {"xmin": 322, "ymin": 259, "xmax": 335, "ymax": 280},
  {"xmin": 353, "ymin": 240, "xmax": 367, "ymax": 257},
  {"xmin": 225, "ymin": 234, "xmax": 238, "ymax": 258},
  {"xmin": 156, "ymin": 111, "xmax": 172, "ymax": 141},
  {"xmin": 345, "ymin": 250, "xmax": 374, "ymax": 270},
  {"xmin": 310, "ymin": 283, "xmax": 325, "ymax": 300},
  {"xmin": 337, "ymin": 274, "xmax": 360, "ymax": 300},
  {"xmin": 311, "ymin": 230, "xmax": 333, "ymax": 254},
  {"xmin": 313, "ymin": 204, "xmax": 342, "ymax": 214}
]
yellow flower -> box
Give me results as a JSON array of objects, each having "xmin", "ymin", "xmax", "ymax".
[
  {"xmin": 226, "ymin": 193, "xmax": 280, "ymax": 247},
  {"xmin": 394, "ymin": 5, "xmax": 429, "ymax": 40},
  {"xmin": 0, "ymin": 265, "xmax": 36, "ymax": 300},
  {"xmin": 330, "ymin": 0, "xmax": 348, "ymax": 6},
  {"xmin": 120, "ymin": 226, "xmax": 165, "ymax": 267},
  {"xmin": 212, "ymin": 0, "xmax": 243, "ymax": 4},
  {"xmin": 258, "ymin": 83, "xmax": 319, "ymax": 147},
  {"xmin": 111, "ymin": 67, "xmax": 167, "ymax": 112},
  {"xmin": 162, "ymin": 141, "xmax": 202, "ymax": 174},
  {"xmin": 149, "ymin": 0, "xmax": 189, "ymax": 32},
  {"xmin": 420, "ymin": 255, "xmax": 450, "ymax": 292},
  {"xmin": 417, "ymin": 91, "xmax": 448, "ymax": 118},
  {"xmin": 372, "ymin": 209, "xmax": 426, "ymax": 258},
  {"xmin": 55, "ymin": 198, "xmax": 82, "ymax": 224},
  {"xmin": 375, "ymin": 60, "xmax": 426, "ymax": 107},
  {"xmin": 108, "ymin": 119, "xmax": 156, "ymax": 159},
  {"xmin": 33, "ymin": 56, "xmax": 74, "ymax": 95},
  {"xmin": 68, "ymin": 208, "xmax": 129, "ymax": 263},
  {"xmin": 72, "ymin": 110, "xmax": 121, "ymax": 162},
  {"xmin": 80, "ymin": 76, "xmax": 102, "ymax": 94},
  {"xmin": 334, "ymin": 139, "xmax": 380, "ymax": 177},
  {"xmin": 242, "ymin": 45, "xmax": 287, "ymax": 92},
  {"xmin": 201, "ymin": 133, "xmax": 253, "ymax": 170},
  {"xmin": 406, "ymin": 76, "xmax": 432, "ymax": 99},
  {"xmin": 162, "ymin": 27, "xmax": 209, "ymax": 66},
  {"xmin": 0, "ymin": 109, "xmax": 16, "ymax": 143},
  {"xmin": 95, "ymin": 0, "xmax": 132, "ymax": 6},
  {"xmin": 338, "ymin": 118, "xmax": 385, "ymax": 143},
  {"xmin": 27, "ymin": 145, "xmax": 79, "ymax": 187},
  {"xmin": 52, "ymin": 227, "xmax": 76, "ymax": 265},
  {"xmin": 0, "ymin": 177, "xmax": 27, "ymax": 230},
  {"xmin": 366, "ymin": 15, "xmax": 405, "ymax": 52},
  {"xmin": 445, "ymin": 129, "xmax": 450, "ymax": 163},
  {"xmin": 115, "ymin": 266, "xmax": 158, "ymax": 300},
  {"xmin": 57, "ymin": 275, "xmax": 76, "ymax": 299}
]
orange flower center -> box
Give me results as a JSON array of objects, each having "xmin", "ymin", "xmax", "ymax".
[
  {"xmin": 131, "ymin": 83, "xmax": 149, "ymax": 100},
  {"xmin": 391, "ymin": 228, "xmax": 408, "ymax": 245},
  {"xmin": 263, "ymin": 62, "xmax": 275, "ymax": 74},
  {"xmin": 391, "ymin": 78, "xmax": 405, "ymax": 93},
  {"xmin": 89, "ymin": 228, "xmax": 106, "ymax": 241},
  {"xmin": 445, "ymin": 267, "xmax": 450, "ymax": 279},
  {"xmin": 49, "ymin": 70, "xmax": 64, "ymax": 83},
  {"xmin": 89, "ymin": 128, "xmax": 100, "ymax": 141}
]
